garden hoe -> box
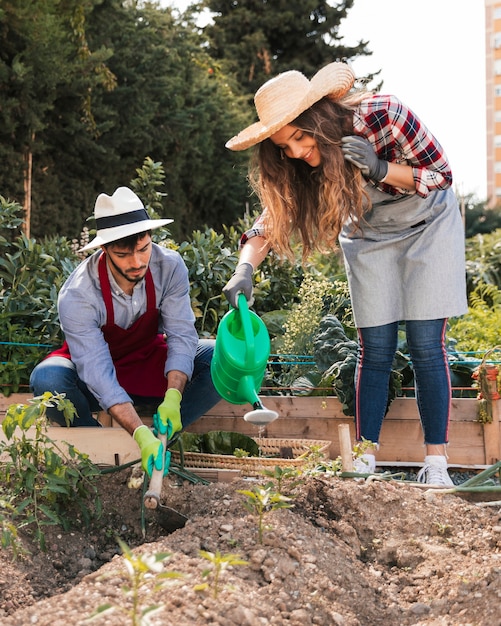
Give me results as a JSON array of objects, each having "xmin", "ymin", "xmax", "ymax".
[{"xmin": 143, "ymin": 425, "xmax": 188, "ymax": 532}]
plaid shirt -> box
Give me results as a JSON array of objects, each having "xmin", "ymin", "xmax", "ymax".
[{"xmin": 240, "ymin": 94, "xmax": 452, "ymax": 246}]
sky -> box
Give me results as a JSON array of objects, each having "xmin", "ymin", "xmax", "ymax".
[{"xmin": 165, "ymin": 0, "xmax": 487, "ymax": 200}]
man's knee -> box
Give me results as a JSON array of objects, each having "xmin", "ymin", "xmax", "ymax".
[{"xmin": 30, "ymin": 357, "xmax": 77, "ymax": 394}]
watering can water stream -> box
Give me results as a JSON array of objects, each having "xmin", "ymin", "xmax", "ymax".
[{"xmin": 211, "ymin": 293, "xmax": 278, "ymax": 426}]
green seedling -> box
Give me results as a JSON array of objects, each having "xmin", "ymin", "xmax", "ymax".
[
  {"xmin": 353, "ymin": 438, "xmax": 378, "ymax": 459},
  {"xmin": 0, "ymin": 495, "xmax": 26, "ymax": 558},
  {"xmin": 0, "ymin": 392, "xmax": 101, "ymax": 551},
  {"xmin": 233, "ymin": 448, "xmax": 250, "ymax": 458},
  {"xmin": 238, "ymin": 485, "xmax": 293, "ymax": 543},
  {"xmin": 88, "ymin": 538, "xmax": 182, "ymax": 625},
  {"xmin": 260, "ymin": 465, "xmax": 302, "ymax": 495},
  {"xmin": 195, "ymin": 550, "xmax": 248, "ymax": 598},
  {"xmin": 434, "ymin": 521, "xmax": 453, "ymax": 537}
]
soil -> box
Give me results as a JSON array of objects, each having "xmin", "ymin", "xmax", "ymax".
[{"xmin": 1, "ymin": 465, "xmax": 501, "ymax": 626}]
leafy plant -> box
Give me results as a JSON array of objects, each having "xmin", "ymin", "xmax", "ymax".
[
  {"xmin": 448, "ymin": 283, "xmax": 501, "ymax": 352},
  {"xmin": 196, "ymin": 550, "xmax": 248, "ymax": 598},
  {"xmin": 260, "ymin": 465, "xmax": 303, "ymax": 495},
  {"xmin": 0, "ymin": 196, "xmax": 80, "ymax": 395},
  {"xmin": 172, "ymin": 228, "xmax": 238, "ymax": 336},
  {"xmin": 465, "ymin": 229, "xmax": 501, "ymax": 292},
  {"xmin": 89, "ymin": 538, "xmax": 181, "ymax": 625},
  {"xmin": 0, "ymin": 393, "xmax": 101, "ymax": 550},
  {"xmin": 237, "ymin": 485, "xmax": 293, "ymax": 544},
  {"xmin": 0, "ymin": 495, "xmax": 25, "ymax": 558}
]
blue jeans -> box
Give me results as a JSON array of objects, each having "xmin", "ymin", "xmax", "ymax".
[
  {"xmin": 355, "ymin": 319, "xmax": 451, "ymax": 446},
  {"xmin": 30, "ymin": 339, "xmax": 221, "ymax": 427}
]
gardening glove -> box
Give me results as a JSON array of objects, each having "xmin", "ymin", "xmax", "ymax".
[
  {"xmin": 341, "ymin": 135, "xmax": 389, "ymax": 182},
  {"xmin": 156, "ymin": 388, "xmax": 183, "ymax": 437},
  {"xmin": 222, "ymin": 262, "xmax": 254, "ymax": 308},
  {"xmin": 133, "ymin": 425, "xmax": 164, "ymax": 477}
]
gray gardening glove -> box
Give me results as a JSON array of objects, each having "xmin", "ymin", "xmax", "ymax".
[
  {"xmin": 341, "ymin": 135, "xmax": 389, "ymax": 182},
  {"xmin": 222, "ymin": 262, "xmax": 254, "ymax": 308}
]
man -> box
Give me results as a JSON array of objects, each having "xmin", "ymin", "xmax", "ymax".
[{"xmin": 30, "ymin": 186, "xmax": 221, "ymax": 475}]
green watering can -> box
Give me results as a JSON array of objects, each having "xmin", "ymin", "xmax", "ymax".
[{"xmin": 211, "ymin": 293, "xmax": 278, "ymax": 426}]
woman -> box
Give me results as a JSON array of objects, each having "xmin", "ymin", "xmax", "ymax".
[{"xmin": 222, "ymin": 62, "xmax": 467, "ymax": 486}]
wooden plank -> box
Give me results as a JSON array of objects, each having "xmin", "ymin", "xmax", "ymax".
[
  {"xmin": 0, "ymin": 426, "xmax": 140, "ymax": 467},
  {"xmin": 0, "ymin": 393, "xmax": 31, "ymax": 414},
  {"xmin": 1, "ymin": 393, "xmax": 499, "ymax": 468},
  {"xmin": 201, "ymin": 396, "xmax": 480, "ymax": 423},
  {"xmin": 186, "ymin": 469, "xmax": 241, "ymax": 483},
  {"xmin": 483, "ymin": 383, "xmax": 501, "ymax": 465}
]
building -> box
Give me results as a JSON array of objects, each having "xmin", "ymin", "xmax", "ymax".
[{"xmin": 486, "ymin": 0, "xmax": 501, "ymax": 204}]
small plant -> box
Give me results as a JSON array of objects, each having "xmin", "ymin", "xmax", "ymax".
[
  {"xmin": 88, "ymin": 538, "xmax": 181, "ymax": 625},
  {"xmin": 195, "ymin": 550, "xmax": 248, "ymax": 598},
  {"xmin": 0, "ymin": 495, "xmax": 26, "ymax": 558},
  {"xmin": 434, "ymin": 521, "xmax": 453, "ymax": 537},
  {"xmin": 353, "ymin": 438, "xmax": 378, "ymax": 460},
  {"xmin": 260, "ymin": 465, "xmax": 302, "ymax": 495},
  {"xmin": 238, "ymin": 485, "xmax": 293, "ymax": 543},
  {"xmin": 0, "ymin": 392, "xmax": 101, "ymax": 550},
  {"xmin": 472, "ymin": 346, "xmax": 501, "ymax": 423},
  {"xmin": 233, "ymin": 448, "xmax": 250, "ymax": 458},
  {"xmin": 302, "ymin": 455, "xmax": 343, "ymax": 476}
]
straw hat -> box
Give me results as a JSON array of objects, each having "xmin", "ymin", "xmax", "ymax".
[
  {"xmin": 226, "ymin": 62, "xmax": 355, "ymax": 151},
  {"xmin": 80, "ymin": 187, "xmax": 173, "ymax": 251}
]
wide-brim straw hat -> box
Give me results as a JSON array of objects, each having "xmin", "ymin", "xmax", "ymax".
[
  {"xmin": 226, "ymin": 61, "xmax": 355, "ymax": 151},
  {"xmin": 80, "ymin": 186, "xmax": 173, "ymax": 251}
]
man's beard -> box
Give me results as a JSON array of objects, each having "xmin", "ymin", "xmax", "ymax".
[{"xmin": 108, "ymin": 255, "xmax": 146, "ymax": 284}]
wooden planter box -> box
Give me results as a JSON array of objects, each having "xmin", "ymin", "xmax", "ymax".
[{"xmin": 1, "ymin": 392, "xmax": 500, "ymax": 469}]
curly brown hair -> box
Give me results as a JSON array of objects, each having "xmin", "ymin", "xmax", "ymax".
[{"xmin": 249, "ymin": 97, "xmax": 370, "ymax": 263}]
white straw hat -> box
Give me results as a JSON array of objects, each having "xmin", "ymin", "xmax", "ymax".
[
  {"xmin": 226, "ymin": 62, "xmax": 355, "ymax": 151},
  {"xmin": 80, "ymin": 187, "xmax": 173, "ymax": 251}
]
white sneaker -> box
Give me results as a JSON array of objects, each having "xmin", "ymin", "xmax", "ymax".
[
  {"xmin": 353, "ymin": 453, "xmax": 376, "ymax": 474},
  {"xmin": 416, "ymin": 455, "xmax": 454, "ymax": 487}
]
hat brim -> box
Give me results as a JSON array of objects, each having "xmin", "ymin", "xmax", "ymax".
[
  {"xmin": 79, "ymin": 218, "xmax": 173, "ymax": 252},
  {"xmin": 225, "ymin": 105, "xmax": 311, "ymax": 151},
  {"xmin": 226, "ymin": 62, "xmax": 355, "ymax": 151}
]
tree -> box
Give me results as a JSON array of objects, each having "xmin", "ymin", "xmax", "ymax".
[
  {"xmin": 22, "ymin": 0, "xmax": 251, "ymax": 240},
  {"xmin": 0, "ymin": 0, "xmax": 115, "ymax": 237},
  {"xmin": 202, "ymin": 0, "xmax": 372, "ymax": 95},
  {"xmin": 464, "ymin": 195, "xmax": 501, "ymax": 239}
]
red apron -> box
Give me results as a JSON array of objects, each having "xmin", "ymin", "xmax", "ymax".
[{"xmin": 48, "ymin": 252, "xmax": 168, "ymax": 397}]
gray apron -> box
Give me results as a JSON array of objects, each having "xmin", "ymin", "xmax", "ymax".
[{"xmin": 338, "ymin": 186, "xmax": 468, "ymax": 328}]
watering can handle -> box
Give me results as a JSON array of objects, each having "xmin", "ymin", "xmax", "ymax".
[{"xmin": 237, "ymin": 293, "xmax": 255, "ymax": 367}]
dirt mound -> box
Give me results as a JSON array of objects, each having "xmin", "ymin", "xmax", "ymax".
[{"xmin": 1, "ymin": 469, "xmax": 500, "ymax": 625}]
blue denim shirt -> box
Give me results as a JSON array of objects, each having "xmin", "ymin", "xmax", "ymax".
[{"xmin": 57, "ymin": 244, "xmax": 197, "ymax": 410}]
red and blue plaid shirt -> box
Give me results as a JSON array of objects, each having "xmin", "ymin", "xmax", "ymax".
[
  {"xmin": 353, "ymin": 94, "xmax": 452, "ymax": 198},
  {"xmin": 240, "ymin": 94, "xmax": 452, "ymax": 246}
]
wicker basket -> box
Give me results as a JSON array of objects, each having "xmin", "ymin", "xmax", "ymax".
[{"xmin": 170, "ymin": 437, "xmax": 331, "ymax": 477}]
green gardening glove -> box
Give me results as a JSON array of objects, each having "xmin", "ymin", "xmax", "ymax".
[
  {"xmin": 156, "ymin": 388, "xmax": 183, "ymax": 437},
  {"xmin": 133, "ymin": 425, "xmax": 164, "ymax": 477}
]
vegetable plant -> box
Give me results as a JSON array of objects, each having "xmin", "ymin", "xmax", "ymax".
[
  {"xmin": 196, "ymin": 550, "xmax": 248, "ymax": 598},
  {"xmin": 0, "ymin": 392, "xmax": 101, "ymax": 550},
  {"xmin": 89, "ymin": 538, "xmax": 181, "ymax": 626},
  {"xmin": 260, "ymin": 465, "xmax": 303, "ymax": 495},
  {"xmin": 237, "ymin": 485, "xmax": 293, "ymax": 544}
]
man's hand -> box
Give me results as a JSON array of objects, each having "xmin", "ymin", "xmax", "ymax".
[
  {"xmin": 156, "ymin": 388, "xmax": 183, "ymax": 437},
  {"xmin": 222, "ymin": 263, "xmax": 254, "ymax": 308},
  {"xmin": 341, "ymin": 135, "xmax": 388, "ymax": 182},
  {"xmin": 133, "ymin": 425, "xmax": 164, "ymax": 477}
]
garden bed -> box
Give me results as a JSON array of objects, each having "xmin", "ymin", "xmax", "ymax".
[{"xmin": 1, "ymin": 393, "xmax": 500, "ymax": 469}]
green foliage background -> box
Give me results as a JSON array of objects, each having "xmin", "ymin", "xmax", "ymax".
[{"xmin": 1, "ymin": 0, "xmax": 500, "ymax": 399}]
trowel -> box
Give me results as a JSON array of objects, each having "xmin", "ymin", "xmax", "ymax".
[{"xmin": 143, "ymin": 426, "xmax": 188, "ymax": 532}]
